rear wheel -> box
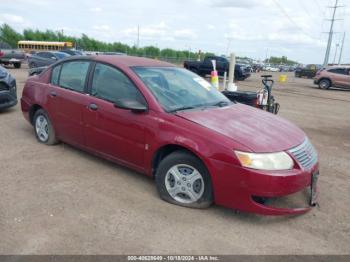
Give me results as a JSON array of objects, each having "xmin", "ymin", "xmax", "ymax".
[
  {"xmin": 155, "ymin": 151, "xmax": 213, "ymax": 208},
  {"xmin": 319, "ymin": 79, "xmax": 331, "ymax": 89},
  {"xmin": 13, "ymin": 63, "xmax": 21, "ymax": 69},
  {"xmin": 33, "ymin": 109, "xmax": 59, "ymax": 145}
]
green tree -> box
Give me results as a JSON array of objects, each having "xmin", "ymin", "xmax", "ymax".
[{"xmin": 0, "ymin": 24, "xmax": 23, "ymax": 47}]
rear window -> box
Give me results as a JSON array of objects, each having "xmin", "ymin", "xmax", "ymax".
[
  {"xmin": 59, "ymin": 61, "xmax": 90, "ymax": 92},
  {"xmin": 328, "ymin": 68, "xmax": 347, "ymax": 75}
]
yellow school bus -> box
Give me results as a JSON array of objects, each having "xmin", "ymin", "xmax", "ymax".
[{"xmin": 18, "ymin": 40, "xmax": 74, "ymax": 52}]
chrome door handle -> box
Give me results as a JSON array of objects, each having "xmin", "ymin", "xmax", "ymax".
[{"xmin": 88, "ymin": 103, "xmax": 98, "ymax": 111}]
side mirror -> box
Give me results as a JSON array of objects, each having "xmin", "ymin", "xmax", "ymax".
[
  {"xmin": 51, "ymin": 56, "xmax": 58, "ymax": 60},
  {"xmin": 114, "ymin": 99, "xmax": 147, "ymax": 113}
]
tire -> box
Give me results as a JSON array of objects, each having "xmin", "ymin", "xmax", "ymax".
[
  {"xmin": 33, "ymin": 109, "xmax": 59, "ymax": 145},
  {"xmin": 319, "ymin": 79, "xmax": 331, "ymax": 89},
  {"xmin": 155, "ymin": 150, "xmax": 213, "ymax": 209},
  {"xmin": 13, "ymin": 63, "xmax": 21, "ymax": 69}
]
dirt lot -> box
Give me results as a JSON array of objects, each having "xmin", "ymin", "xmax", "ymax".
[{"xmin": 0, "ymin": 66, "xmax": 349, "ymax": 255}]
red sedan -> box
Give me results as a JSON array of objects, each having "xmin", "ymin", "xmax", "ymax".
[{"xmin": 21, "ymin": 56, "xmax": 319, "ymax": 215}]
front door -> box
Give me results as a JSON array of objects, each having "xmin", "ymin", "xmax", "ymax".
[{"xmin": 82, "ymin": 63, "xmax": 148, "ymax": 170}]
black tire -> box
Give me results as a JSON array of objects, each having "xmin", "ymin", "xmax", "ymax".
[
  {"xmin": 33, "ymin": 109, "xmax": 59, "ymax": 145},
  {"xmin": 155, "ymin": 150, "xmax": 213, "ymax": 209},
  {"xmin": 319, "ymin": 79, "xmax": 331, "ymax": 89},
  {"xmin": 13, "ymin": 63, "xmax": 21, "ymax": 69}
]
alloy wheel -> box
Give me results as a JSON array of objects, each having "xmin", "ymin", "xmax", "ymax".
[
  {"xmin": 165, "ymin": 164, "xmax": 205, "ymax": 204},
  {"xmin": 35, "ymin": 115, "xmax": 49, "ymax": 142}
]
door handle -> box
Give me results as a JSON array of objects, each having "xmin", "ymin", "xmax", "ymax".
[
  {"xmin": 88, "ymin": 103, "xmax": 98, "ymax": 111},
  {"xmin": 50, "ymin": 91, "xmax": 57, "ymax": 97}
]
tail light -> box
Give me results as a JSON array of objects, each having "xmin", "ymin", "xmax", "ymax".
[{"xmin": 0, "ymin": 51, "xmax": 4, "ymax": 57}]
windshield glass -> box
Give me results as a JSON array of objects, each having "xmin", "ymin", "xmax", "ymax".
[
  {"xmin": 133, "ymin": 67, "xmax": 230, "ymax": 112},
  {"xmin": 55, "ymin": 52, "xmax": 70, "ymax": 59}
]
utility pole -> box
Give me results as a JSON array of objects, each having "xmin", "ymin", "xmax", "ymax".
[
  {"xmin": 333, "ymin": 43, "xmax": 339, "ymax": 64},
  {"xmin": 338, "ymin": 32, "xmax": 346, "ymax": 65},
  {"xmin": 323, "ymin": 0, "xmax": 344, "ymax": 67}
]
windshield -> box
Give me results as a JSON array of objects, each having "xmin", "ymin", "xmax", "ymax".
[
  {"xmin": 133, "ymin": 67, "xmax": 230, "ymax": 112},
  {"xmin": 55, "ymin": 52, "xmax": 70, "ymax": 59}
]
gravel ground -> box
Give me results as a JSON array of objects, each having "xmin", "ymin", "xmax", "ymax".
[{"xmin": 0, "ymin": 66, "xmax": 349, "ymax": 255}]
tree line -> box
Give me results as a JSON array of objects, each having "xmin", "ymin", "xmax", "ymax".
[
  {"xmin": 265, "ymin": 56, "xmax": 298, "ymax": 65},
  {"xmin": 0, "ymin": 23, "xmax": 214, "ymax": 61}
]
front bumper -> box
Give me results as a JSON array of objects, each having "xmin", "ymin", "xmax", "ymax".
[
  {"xmin": 208, "ymin": 158, "xmax": 319, "ymax": 216},
  {"xmin": 0, "ymin": 79, "xmax": 17, "ymax": 110}
]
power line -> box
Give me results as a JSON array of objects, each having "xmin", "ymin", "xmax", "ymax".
[
  {"xmin": 272, "ymin": 0, "xmax": 320, "ymax": 40},
  {"xmin": 323, "ymin": 0, "xmax": 345, "ymax": 66}
]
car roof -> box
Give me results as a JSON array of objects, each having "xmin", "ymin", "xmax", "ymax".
[
  {"xmin": 58, "ymin": 55, "xmax": 175, "ymax": 68},
  {"xmin": 327, "ymin": 65, "xmax": 350, "ymax": 69}
]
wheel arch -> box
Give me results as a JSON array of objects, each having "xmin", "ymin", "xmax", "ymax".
[
  {"xmin": 29, "ymin": 104, "xmax": 43, "ymax": 125},
  {"xmin": 319, "ymin": 77, "xmax": 332, "ymax": 86},
  {"xmin": 151, "ymin": 144, "xmax": 207, "ymax": 178}
]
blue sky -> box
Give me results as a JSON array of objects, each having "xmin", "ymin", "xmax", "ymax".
[{"xmin": 1, "ymin": 0, "xmax": 349, "ymax": 64}]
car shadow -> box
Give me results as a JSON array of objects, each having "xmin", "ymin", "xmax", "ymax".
[{"xmin": 0, "ymin": 106, "xmax": 17, "ymax": 114}]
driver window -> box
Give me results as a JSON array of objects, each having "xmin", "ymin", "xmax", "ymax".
[{"xmin": 91, "ymin": 63, "xmax": 145, "ymax": 104}]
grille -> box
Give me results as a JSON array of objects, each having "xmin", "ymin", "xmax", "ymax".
[{"xmin": 288, "ymin": 139, "xmax": 318, "ymax": 170}]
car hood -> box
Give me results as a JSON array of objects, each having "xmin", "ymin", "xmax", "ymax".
[{"xmin": 175, "ymin": 104, "xmax": 305, "ymax": 153}]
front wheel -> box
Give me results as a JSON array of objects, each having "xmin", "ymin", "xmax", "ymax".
[
  {"xmin": 33, "ymin": 109, "xmax": 59, "ymax": 145},
  {"xmin": 13, "ymin": 63, "xmax": 21, "ymax": 69},
  {"xmin": 155, "ymin": 151, "xmax": 213, "ymax": 208},
  {"xmin": 319, "ymin": 79, "xmax": 331, "ymax": 89}
]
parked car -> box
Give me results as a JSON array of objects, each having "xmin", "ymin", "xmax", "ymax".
[
  {"xmin": 295, "ymin": 64, "xmax": 322, "ymax": 78},
  {"xmin": 314, "ymin": 66, "xmax": 350, "ymax": 89},
  {"xmin": 28, "ymin": 51, "xmax": 70, "ymax": 68},
  {"xmin": 263, "ymin": 65, "xmax": 280, "ymax": 72},
  {"xmin": 59, "ymin": 49, "xmax": 85, "ymax": 56},
  {"xmin": 0, "ymin": 48, "xmax": 25, "ymax": 68},
  {"xmin": 184, "ymin": 56, "xmax": 251, "ymax": 81},
  {"xmin": 21, "ymin": 56, "xmax": 319, "ymax": 215},
  {"xmin": 102, "ymin": 52, "xmax": 127, "ymax": 56},
  {"xmin": 0, "ymin": 65, "xmax": 17, "ymax": 110},
  {"xmin": 28, "ymin": 66, "xmax": 48, "ymax": 76}
]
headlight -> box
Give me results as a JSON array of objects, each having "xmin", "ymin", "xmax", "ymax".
[{"xmin": 234, "ymin": 151, "xmax": 294, "ymax": 171}]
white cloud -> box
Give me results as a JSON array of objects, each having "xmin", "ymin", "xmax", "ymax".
[
  {"xmin": 210, "ymin": 0, "xmax": 260, "ymax": 9},
  {"xmin": 0, "ymin": 13, "xmax": 25, "ymax": 25},
  {"xmin": 122, "ymin": 22, "xmax": 169, "ymax": 39},
  {"xmin": 174, "ymin": 29, "xmax": 197, "ymax": 40},
  {"xmin": 93, "ymin": 25, "xmax": 111, "ymax": 31},
  {"xmin": 90, "ymin": 7, "xmax": 102, "ymax": 12}
]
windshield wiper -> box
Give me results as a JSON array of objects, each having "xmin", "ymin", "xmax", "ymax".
[
  {"xmin": 169, "ymin": 106, "xmax": 196, "ymax": 113},
  {"xmin": 212, "ymin": 101, "xmax": 231, "ymax": 107}
]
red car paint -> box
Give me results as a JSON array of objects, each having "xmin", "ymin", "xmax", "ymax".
[{"xmin": 21, "ymin": 56, "xmax": 319, "ymax": 215}]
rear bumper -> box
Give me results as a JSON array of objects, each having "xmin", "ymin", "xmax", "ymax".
[{"xmin": 208, "ymin": 158, "xmax": 319, "ymax": 216}]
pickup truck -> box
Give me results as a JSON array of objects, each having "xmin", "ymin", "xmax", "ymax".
[
  {"xmin": 295, "ymin": 64, "xmax": 322, "ymax": 78},
  {"xmin": 184, "ymin": 56, "xmax": 251, "ymax": 81},
  {"xmin": 0, "ymin": 49, "xmax": 26, "ymax": 69}
]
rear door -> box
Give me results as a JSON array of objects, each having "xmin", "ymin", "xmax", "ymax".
[
  {"xmin": 345, "ymin": 69, "xmax": 350, "ymax": 88},
  {"xmin": 199, "ymin": 57, "xmax": 214, "ymax": 75},
  {"xmin": 47, "ymin": 60, "xmax": 92, "ymax": 147},
  {"xmin": 82, "ymin": 62, "xmax": 148, "ymax": 170},
  {"xmin": 328, "ymin": 68, "xmax": 348, "ymax": 87}
]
